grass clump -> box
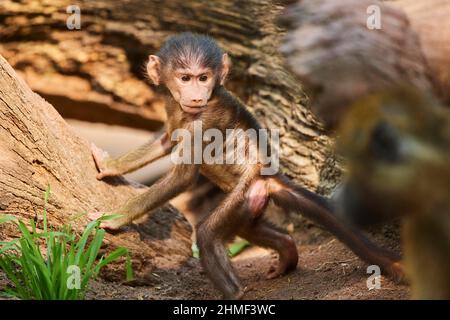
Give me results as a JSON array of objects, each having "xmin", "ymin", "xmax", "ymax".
[{"xmin": 0, "ymin": 187, "xmax": 133, "ymax": 300}]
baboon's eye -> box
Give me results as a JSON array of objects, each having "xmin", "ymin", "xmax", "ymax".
[
  {"xmin": 199, "ymin": 75, "xmax": 208, "ymax": 82},
  {"xmin": 181, "ymin": 75, "xmax": 191, "ymax": 82},
  {"xmin": 370, "ymin": 122, "xmax": 403, "ymax": 163}
]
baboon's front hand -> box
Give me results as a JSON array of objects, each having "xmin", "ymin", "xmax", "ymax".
[
  {"xmin": 87, "ymin": 211, "xmax": 124, "ymax": 230},
  {"xmin": 90, "ymin": 143, "xmax": 116, "ymax": 180}
]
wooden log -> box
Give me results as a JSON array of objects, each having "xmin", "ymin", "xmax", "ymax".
[
  {"xmin": 0, "ymin": 0, "xmax": 338, "ymax": 192},
  {"xmin": 0, "ymin": 54, "xmax": 191, "ymax": 276}
]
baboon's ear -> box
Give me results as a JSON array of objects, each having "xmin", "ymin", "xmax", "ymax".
[
  {"xmin": 147, "ymin": 55, "xmax": 161, "ymax": 85},
  {"xmin": 220, "ymin": 53, "xmax": 231, "ymax": 85}
]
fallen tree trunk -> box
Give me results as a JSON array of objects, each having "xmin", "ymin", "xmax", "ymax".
[
  {"xmin": 0, "ymin": 55, "xmax": 192, "ymax": 276},
  {"xmin": 0, "ymin": 0, "xmax": 338, "ymax": 193}
]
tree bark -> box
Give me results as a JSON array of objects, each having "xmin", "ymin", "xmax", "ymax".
[
  {"xmin": 0, "ymin": 0, "xmax": 338, "ymax": 193},
  {"xmin": 0, "ymin": 55, "xmax": 191, "ymax": 276}
]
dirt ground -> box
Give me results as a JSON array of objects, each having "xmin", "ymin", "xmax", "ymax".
[
  {"xmin": 0, "ymin": 217, "xmax": 409, "ymax": 300},
  {"xmin": 86, "ymin": 224, "xmax": 409, "ymax": 300}
]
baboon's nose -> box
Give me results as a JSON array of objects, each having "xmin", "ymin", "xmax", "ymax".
[{"xmin": 191, "ymin": 98, "xmax": 203, "ymax": 104}]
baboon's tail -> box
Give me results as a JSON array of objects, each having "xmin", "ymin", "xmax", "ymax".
[{"xmin": 268, "ymin": 174, "xmax": 403, "ymax": 279}]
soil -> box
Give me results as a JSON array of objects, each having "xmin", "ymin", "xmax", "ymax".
[
  {"xmin": 0, "ymin": 219, "xmax": 409, "ymax": 300},
  {"xmin": 86, "ymin": 224, "xmax": 409, "ymax": 300}
]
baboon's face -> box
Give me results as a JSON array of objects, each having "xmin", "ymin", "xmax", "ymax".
[
  {"xmin": 146, "ymin": 50, "xmax": 230, "ymax": 115},
  {"xmin": 164, "ymin": 64, "xmax": 215, "ymax": 114}
]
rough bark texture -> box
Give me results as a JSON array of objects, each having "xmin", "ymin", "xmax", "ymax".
[
  {"xmin": 0, "ymin": 55, "xmax": 191, "ymax": 276},
  {"xmin": 0, "ymin": 0, "xmax": 338, "ymax": 193}
]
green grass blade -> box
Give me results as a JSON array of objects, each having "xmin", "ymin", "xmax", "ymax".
[
  {"xmin": 228, "ymin": 239, "xmax": 250, "ymax": 257},
  {"xmin": 0, "ymin": 215, "xmax": 17, "ymax": 225},
  {"xmin": 95, "ymin": 247, "xmax": 127, "ymax": 271},
  {"xmin": 0, "ymin": 189, "xmax": 132, "ymax": 300},
  {"xmin": 74, "ymin": 220, "xmax": 98, "ymax": 265},
  {"xmin": 43, "ymin": 185, "xmax": 51, "ymax": 234},
  {"xmin": 97, "ymin": 214, "xmax": 124, "ymax": 221},
  {"xmin": 125, "ymin": 254, "xmax": 134, "ymax": 281}
]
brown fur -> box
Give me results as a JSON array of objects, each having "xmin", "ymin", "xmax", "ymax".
[
  {"xmin": 89, "ymin": 33, "xmax": 404, "ymax": 299},
  {"xmin": 336, "ymin": 88, "xmax": 450, "ymax": 299}
]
